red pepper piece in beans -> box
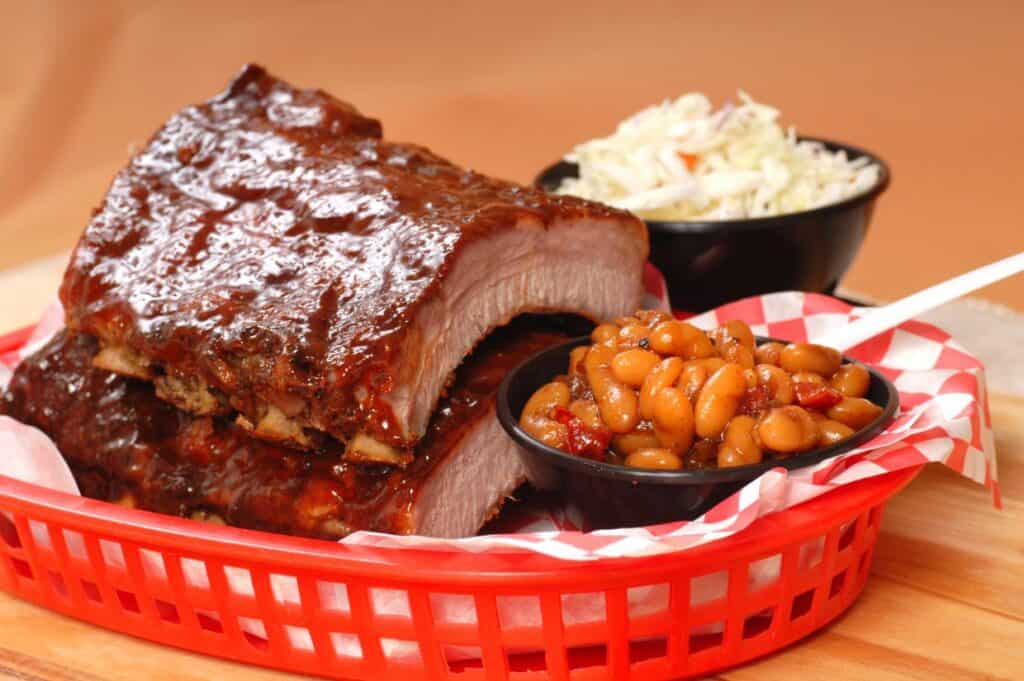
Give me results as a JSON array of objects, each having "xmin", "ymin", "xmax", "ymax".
[
  {"xmin": 793, "ymin": 383, "xmax": 844, "ymax": 410},
  {"xmin": 552, "ymin": 407, "xmax": 613, "ymax": 460}
]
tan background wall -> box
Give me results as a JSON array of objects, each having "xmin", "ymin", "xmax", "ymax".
[{"xmin": 1, "ymin": 0, "xmax": 1020, "ymax": 308}]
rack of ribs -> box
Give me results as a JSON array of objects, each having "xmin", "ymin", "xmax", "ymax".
[
  {"xmin": 1, "ymin": 319, "xmax": 570, "ymax": 539},
  {"xmin": 59, "ymin": 64, "xmax": 648, "ymax": 464}
]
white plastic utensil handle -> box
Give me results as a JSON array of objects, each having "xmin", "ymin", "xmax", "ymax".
[{"xmin": 813, "ymin": 251, "xmax": 1024, "ymax": 352}]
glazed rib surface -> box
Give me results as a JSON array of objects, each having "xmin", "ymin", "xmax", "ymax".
[{"xmin": 59, "ymin": 64, "xmax": 647, "ymax": 459}]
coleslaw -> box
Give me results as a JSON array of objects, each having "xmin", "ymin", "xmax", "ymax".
[{"xmin": 556, "ymin": 91, "xmax": 880, "ymax": 221}]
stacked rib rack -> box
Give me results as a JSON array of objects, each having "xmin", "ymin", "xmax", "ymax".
[{"xmin": 0, "ymin": 64, "xmax": 648, "ymax": 539}]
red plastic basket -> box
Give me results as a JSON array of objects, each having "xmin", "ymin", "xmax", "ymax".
[{"xmin": 0, "ymin": 327, "xmax": 922, "ymax": 680}]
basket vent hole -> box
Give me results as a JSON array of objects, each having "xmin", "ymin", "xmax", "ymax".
[
  {"xmin": 0, "ymin": 515, "xmax": 20, "ymax": 548},
  {"xmin": 566, "ymin": 590, "xmax": 607, "ymax": 619},
  {"xmin": 116, "ymin": 589, "xmax": 140, "ymax": 614},
  {"xmin": 140, "ymin": 549, "xmax": 166, "ymax": 579},
  {"xmin": 690, "ymin": 571, "xmax": 727, "ymax": 607},
  {"xmin": 11, "ymin": 558, "xmax": 32, "ymax": 580},
  {"xmin": 330, "ymin": 632, "xmax": 363, "ymax": 659},
  {"xmin": 838, "ymin": 521, "xmax": 857, "ymax": 551},
  {"xmin": 61, "ymin": 530, "xmax": 86, "ymax": 560},
  {"xmin": 429, "ymin": 592, "xmax": 475, "ymax": 624},
  {"xmin": 98, "ymin": 539, "xmax": 125, "ymax": 570},
  {"xmin": 790, "ymin": 589, "xmax": 815, "ymax": 621},
  {"xmin": 497, "ymin": 594, "xmax": 540, "ymax": 629},
  {"xmin": 224, "ymin": 565, "xmax": 254, "ymax": 598},
  {"xmin": 748, "ymin": 554, "xmax": 782, "ymax": 592},
  {"xmin": 370, "ymin": 588, "xmax": 410, "ymax": 617},
  {"xmin": 381, "ymin": 638, "xmax": 421, "ymax": 665},
  {"xmin": 567, "ymin": 643, "xmax": 607, "ymax": 670},
  {"xmin": 270, "ymin": 573, "xmax": 300, "ymax": 606},
  {"xmin": 238, "ymin": 617, "xmax": 267, "ymax": 642},
  {"xmin": 507, "ymin": 649, "xmax": 551, "ymax": 673},
  {"xmin": 81, "ymin": 579, "xmax": 101, "ymax": 602},
  {"xmin": 859, "ymin": 551, "xmax": 871, "ymax": 576},
  {"xmin": 47, "ymin": 571, "xmax": 68, "ymax": 599},
  {"xmin": 285, "ymin": 625, "xmax": 314, "ymax": 651},
  {"xmin": 628, "ymin": 637, "xmax": 667, "ymax": 664},
  {"xmin": 447, "ymin": 652, "xmax": 483, "ymax": 672},
  {"xmin": 317, "ymin": 581, "xmax": 351, "ymax": 613},
  {"xmin": 830, "ymin": 570, "xmax": 848, "ymax": 599},
  {"xmin": 28, "ymin": 520, "xmax": 51, "ymax": 552},
  {"xmin": 197, "ymin": 611, "xmax": 224, "ymax": 634},
  {"xmin": 742, "ymin": 610, "xmax": 774, "ymax": 639},
  {"xmin": 181, "ymin": 558, "xmax": 210, "ymax": 589},
  {"xmin": 689, "ymin": 627, "xmax": 724, "ymax": 654},
  {"xmin": 155, "ymin": 599, "xmax": 180, "ymax": 624},
  {"xmin": 244, "ymin": 629, "xmax": 270, "ymax": 651},
  {"xmin": 624, "ymin": 584, "xmax": 663, "ymax": 616},
  {"xmin": 799, "ymin": 536, "xmax": 825, "ymax": 570}
]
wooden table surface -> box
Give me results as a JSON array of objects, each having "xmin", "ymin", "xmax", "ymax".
[{"xmin": 1, "ymin": 2, "xmax": 1022, "ymax": 679}]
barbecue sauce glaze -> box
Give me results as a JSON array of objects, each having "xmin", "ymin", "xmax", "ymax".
[
  {"xmin": 1, "ymin": 322, "xmax": 568, "ymax": 539},
  {"xmin": 59, "ymin": 64, "xmax": 631, "ymax": 453}
]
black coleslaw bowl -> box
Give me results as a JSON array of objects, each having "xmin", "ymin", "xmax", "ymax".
[
  {"xmin": 496, "ymin": 336, "xmax": 899, "ymax": 530},
  {"xmin": 535, "ymin": 137, "xmax": 890, "ymax": 312}
]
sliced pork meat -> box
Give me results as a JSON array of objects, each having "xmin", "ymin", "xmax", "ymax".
[
  {"xmin": 1, "ymin": 321, "xmax": 568, "ymax": 539},
  {"xmin": 59, "ymin": 64, "xmax": 648, "ymax": 463}
]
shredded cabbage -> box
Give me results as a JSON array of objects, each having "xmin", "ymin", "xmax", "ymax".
[{"xmin": 557, "ymin": 91, "xmax": 880, "ymax": 221}]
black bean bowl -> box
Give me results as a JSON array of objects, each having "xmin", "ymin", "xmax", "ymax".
[
  {"xmin": 496, "ymin": 336, "xmax": 899, "ymax": 530},
  {"xmin": 535, "ymin": 138, "xmax": 890, "ymax": 312}
]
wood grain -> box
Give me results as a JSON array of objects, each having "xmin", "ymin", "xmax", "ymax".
[
  {"xmin": 0, "ymin": 0, "xmax": 1022, "ymax": 310},
  {"xmin": 0, "ymin": 597, "xmax": 299, "ymax": 681},
  {"xmin": 0, "ymin": 646, "xmax": 111, "ymax": 681}
]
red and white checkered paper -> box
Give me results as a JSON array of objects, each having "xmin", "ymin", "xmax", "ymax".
[
  {"xmin": 343, "ymin": 290, "xmax": 999, "ymax": 560},
  {"xmin": 0, "ymin": 286, "xmax": 999, "ymax": 563}
]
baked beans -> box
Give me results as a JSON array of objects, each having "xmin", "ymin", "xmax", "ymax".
[
  {"xmin": 830, "ymin": 363, "xmax": 871, "ymax": 398},
  {"xmin": 519, "ymin": 313, "xmax": 886, "ymax": 470}
]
